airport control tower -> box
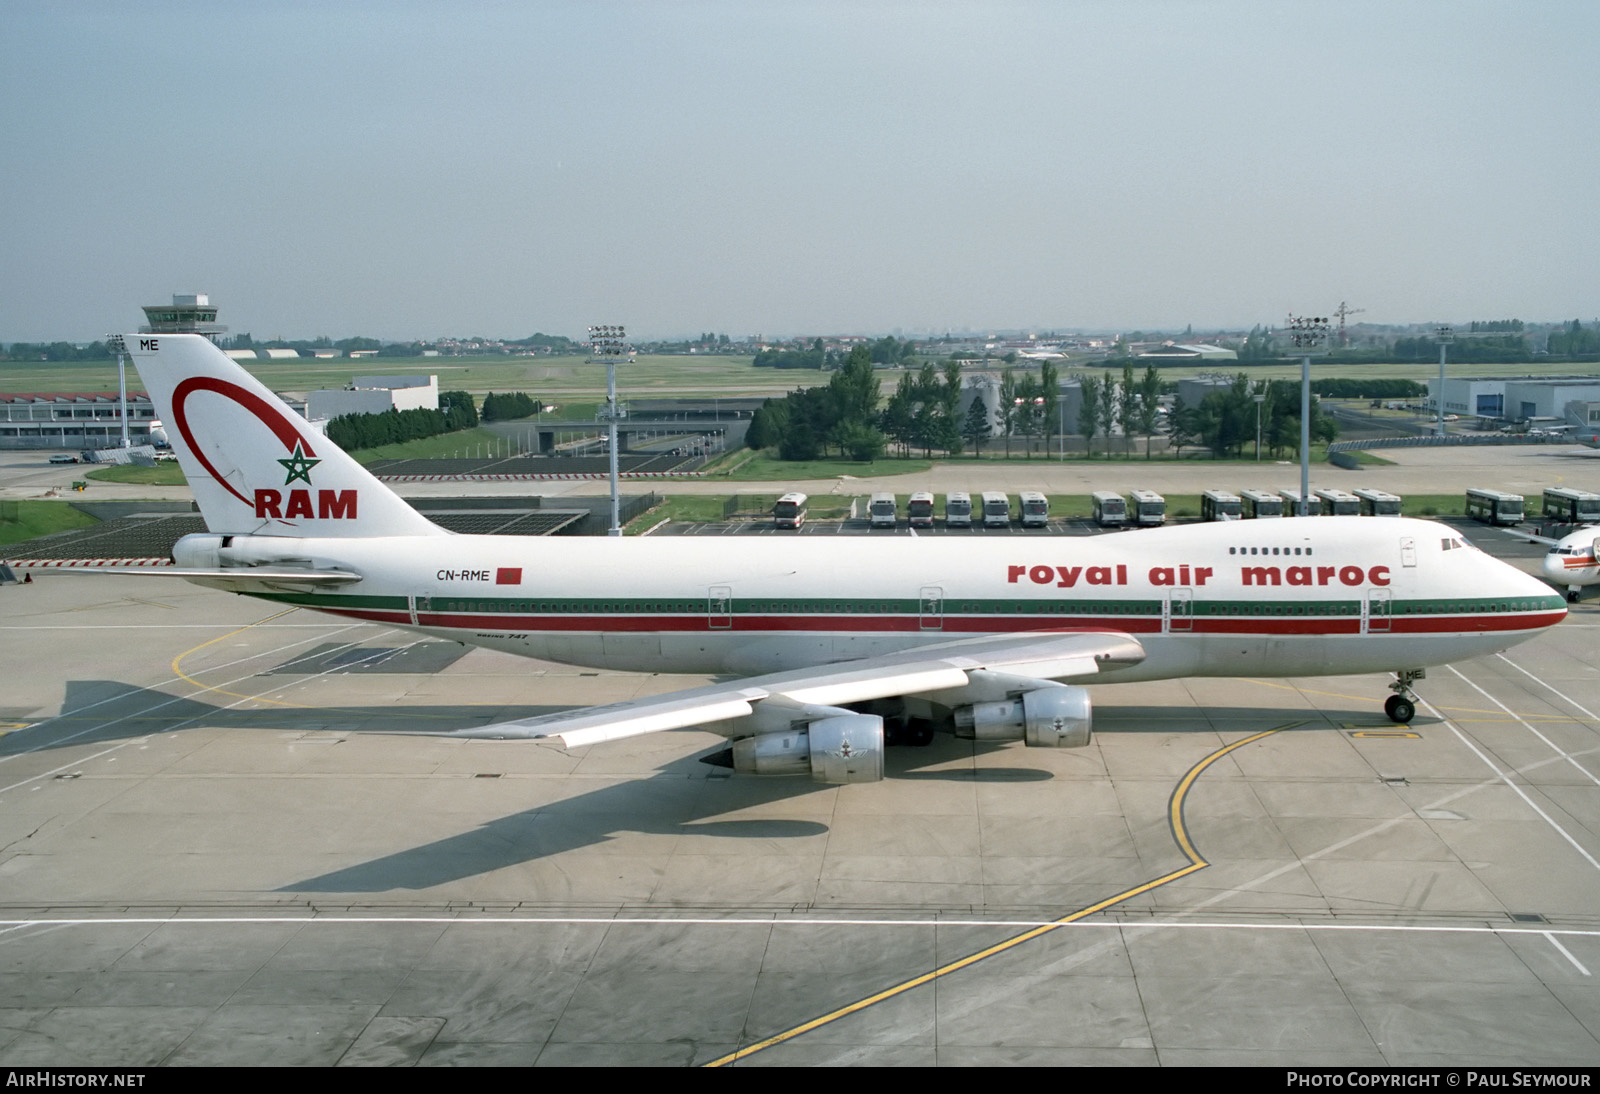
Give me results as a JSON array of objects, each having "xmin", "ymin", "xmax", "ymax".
[{"xmin": 140, "ymin": 293, "xmax": 227, "ymax": 342}]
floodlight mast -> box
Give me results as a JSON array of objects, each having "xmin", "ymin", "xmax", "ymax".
[
  {"xmin": 1434, "ymin": 325, "xmax": 1453, "ymax": 437},
  {"xmin": 107, "ymin": 334, "xmax": 129, "ymax": 448},
  {"xmin": 1286, "ymin": 315, "xmax": 1330, "ymax": 516},
  {"xmin": 588, "ymin": 325, "xmax": 631, "ymax": 536}
]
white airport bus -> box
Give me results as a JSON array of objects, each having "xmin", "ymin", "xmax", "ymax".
[
  {"xmin": 1200, "ymin": 489, "xmax": 1242, "ymax": 522},
  {"xmin": 981, "ymin": 491, "xmax": 1010, "ymax": 528},
  {"xmin": 1091, "ymin": 491, "xmax": 1127, "ymax": 528},
  {"xmin": 1130, "ymin": 490, "xmax": 1165, "ymax": 527},
  {"xmin": 1240, "ymin": 489, "xmax": 1283, "ymax": 519},
  {"xmin": 869, "ymin": 492, "xmax": 898, "ymax": 528},
  {"xmin": 1354, "ymin": 488, "xmax": 1403, "ymax": 517},
  {"xmin": 1019, "ymin": 491, "xmax": 1049, "ymax": 528},
  {"xmin": 1465, "ymin": 488, "xmax": 1524, "ymax": 526},
  {"xmin": 773, "ymin": 492, "xmax": 807, "ymax": 529},
  {"xmin": 944, "ymin": 492, "xmax": 972, "ymax": 528},
  {"xmin": 1278, "ymin": 488, "xmax": 1309, "ymax": 517},
  {"xmin": 1315, "ymin": 488, "xmax": 1361, "ymax": 517},
  {"xmin": 1542, "ymin": 486, "xmax": 1600, "ymax": 524},
  {"xmin": 907, "ymin": 491, "xmax": 935, "ymax": 528}
]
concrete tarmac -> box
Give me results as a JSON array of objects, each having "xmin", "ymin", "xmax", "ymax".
[{"xmin": 2, "ymin": 551, "xmax": 1599, "ymax": 1065}]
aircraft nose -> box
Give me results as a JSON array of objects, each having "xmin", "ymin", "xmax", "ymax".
[
  {"xmin": 1540, "ymin": 552, "xmax": 1565, "ymax": 584},
  {"xmin": 1536, "ymin": 550, "xmax": 1561, "ymax": 585}
]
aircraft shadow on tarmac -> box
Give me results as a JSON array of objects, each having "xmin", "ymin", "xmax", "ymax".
[{"xmin": 18, "ymin": 680, "xmax": 1079, "ymax": 891}]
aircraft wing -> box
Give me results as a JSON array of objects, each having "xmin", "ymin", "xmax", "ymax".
[{"xmin": 448, "ymin": 630, "xmax": 1145, "ymax": 748}]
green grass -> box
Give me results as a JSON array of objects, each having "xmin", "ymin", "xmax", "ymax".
[
  {"xmin": 0, "ymin": 500, "xmax": 101, "ymax": 545},
  {"xmin": 86, "ymin": 462, "xmax": 187, "ymax": 485},
  {"xmin": 0, "ymin": 354, "xmax": 810, "ymax": 400},
  {"xmin": 719, "ymin": 452, "xmax": 935, "ymax": 480}
]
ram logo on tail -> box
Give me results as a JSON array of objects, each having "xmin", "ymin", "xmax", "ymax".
[{"xmin": 125, "ymin": 335, "xmax": 445, "ymax": 539}]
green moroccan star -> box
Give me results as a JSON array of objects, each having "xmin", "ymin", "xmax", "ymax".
[{"xmin": 277, "ymin": 442, "xmax": 321, "ymax": 486}]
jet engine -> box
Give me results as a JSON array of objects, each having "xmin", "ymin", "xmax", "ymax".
[
  {"xmin": 730, "ymin": 713, "xmax": 884, "ymax": 784},
  {"xmin": 953, "ymin": 686, "xmax": 1092, "ymax": 748}
]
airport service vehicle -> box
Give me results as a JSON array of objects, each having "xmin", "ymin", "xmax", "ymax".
[
  {"xmin": 1090, "ymin": 491, "xmax": 1127, "ymax": 528},
  {"xmin": 908, "ymin": 492, "xmax": 935, "ymax": 528},
  {"xmin": 1019, "ymin": 491, "xmax": 1049, "ymax": 528},
  {"xmin": 774, "ymin": 493, "xmax": 807, "ymax": 530},
  {"xmin": 945, "ymin": 492, "xmax": 972, "ymax": 528},
  {"xmin": 1315, "ymin": 489, "xmax": 1361, "ymax": 517},
  {"xmin": 1201, "ymin": 490, "xmax": 1242, "ymax": 522},
  {"xmin": 1278, "ymin": 489, "xmax": 1310, "ymax": 517},
  {"xmin": 104, "ymin": 335, "xmax": 1567, "ymax": 777},
  {"xmin": 1465, "ymin": 488, "xmax": 1524, "ymax": 526},
  {"xmin": 869, "ymin": 493, "xmax": 897, "ymax": 528},
  {"xmin": 1354, "ymin": 489, "xmax": 1403, "ymax": 517},
  {"xmin": 1130, "ymin": 490, "xmax": 1165, "ymax": 527},
  {"xmin": 1240, "ymin": 489, "xmax": 1283, "ymax": 519},
  {"xmin": 981, "ymin": 491, "xmax": 1010, "ymax": 528},
  {"xmin": 1541, "ymin": 487, "xmax": 1600, "ymax": 525}
]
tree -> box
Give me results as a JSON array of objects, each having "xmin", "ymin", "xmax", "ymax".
[
  {"xmin": 1039, "ymin": 360, "xmax": 1060, "ymax": 458},
  {"xmin": 962, "ymin": 392, "xmax": 991, "ymax": 455},
  {"xmin": 1097, "ymin": 370, "xmax": 1118, "ymax": 454},
  {"xmin": 1166, "ymin": 395, "xmax": 1197, "ymax": 457},
  {"xmin": 1118, "ymin": 362, "xmax": 1138, "ymax": 455},
  {"xmin": 1078, "ymin": 374, "xmax": 1101, "ymax": 458},
  {"xmin": 999, "ymin": 369, "xmax": 1019, "ymax": 457},
  {"xmin": 1136, "ymin": 366, "xmax": 1161, "ymax": 458}
]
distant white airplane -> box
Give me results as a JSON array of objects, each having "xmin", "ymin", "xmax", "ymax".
[
  {"xmin": 1540, "ymin": 526, "xmax": 1600, "ymax": 599},
  {"xmin": 100, "ymin": 334, "xmax": 1567, "ymax": 777}
]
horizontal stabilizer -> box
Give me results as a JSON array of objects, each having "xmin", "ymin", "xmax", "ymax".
[{"xmin": 57, "ymin": 566, "xmax": 363, "ymax": 587}]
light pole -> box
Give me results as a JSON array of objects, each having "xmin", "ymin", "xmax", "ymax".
[
  {"xmin": 1434, "ymin": 325, "xmax": 1453, "ymax": 436},
  {"xmin": 107, "ymin": 334, "xmax": 130, "ymax": 448},
  {"xmin": 1285, "ymin": 315, "xmax": 1330, "ymax": 516},
  {"xmin": 588, "ymin": 325, "xmax": 631, "ymax": 536}
]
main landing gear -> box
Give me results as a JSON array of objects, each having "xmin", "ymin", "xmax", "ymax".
[{"xmin": 1385, "ymin": 669, "xmax": 1425, "ymax": 724}]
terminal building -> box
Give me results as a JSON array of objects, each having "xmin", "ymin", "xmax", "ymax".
[
  {"xmin": 0, "ymin": 393, "xmax": 165, "ymax": 450},
  {"xmin": 306, "ymin": 375, "xmax": 440, "ymax": 421},
  {"xmin": 1427, "ymin": 377, "xmax": 1600, "ymax": 426}
]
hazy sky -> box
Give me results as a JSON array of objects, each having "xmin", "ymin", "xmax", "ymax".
[{"xmin": 3, "ymin": 1, "xmax": 1596, "ymax": 342}]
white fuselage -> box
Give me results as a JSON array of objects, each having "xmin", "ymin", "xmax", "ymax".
[{"xmin": 202, "ymin": 516, "xmax": 1564, "ymax": 682}]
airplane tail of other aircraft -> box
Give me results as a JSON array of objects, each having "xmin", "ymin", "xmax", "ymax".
[{"xmin": 124, "ymin": 334, "xmax": 446, "ymax": 539}]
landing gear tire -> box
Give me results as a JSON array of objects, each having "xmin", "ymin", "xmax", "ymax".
[
  {"xmin": 906, "ymin": 719, "xmax": 935, "ymax": 747},
  {"xmin": 1386, "ymin": 668, "xmax": 1425, "ymax": 724}
]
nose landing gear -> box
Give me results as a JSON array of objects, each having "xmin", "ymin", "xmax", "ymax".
[{"xmin": 1385, "ymin": 669, "xmax": 1425, "ymax": 724}]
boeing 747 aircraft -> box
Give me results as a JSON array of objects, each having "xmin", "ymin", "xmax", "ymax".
[{"xmin": 110, "ymin": 335, "xmax": 1566, "ymax": 783}]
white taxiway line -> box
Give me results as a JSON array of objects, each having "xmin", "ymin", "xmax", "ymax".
[
  {"xmin": 1542, "ymin": 931, "xmax": 1592, "ymax": 975},
  {"xmin": 1447, "ymin": 663, "xmax": 1600, "ymax": 788},
  {"xmin": 0, "ymin": 915, "xmax": 1596, "ymax": 937},
  {"xmin": 1422, "ymin": 697, "xmax": 1600, "ymax": 874}
]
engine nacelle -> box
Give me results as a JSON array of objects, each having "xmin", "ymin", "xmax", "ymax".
[
  {"xmin": 730, "ymin": 714, "xmax": 884, "ymax": 784},
  {"xmin": 953, "ymin": 686, "xmax": 1092, "ymax": 748},
  {"xmin": 172, "ymin": 533, "xmax": 318, "ymax": 571},
  {"xmin": 171, "ymin": 533, "xmax": 226, "ymax": 569}
]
